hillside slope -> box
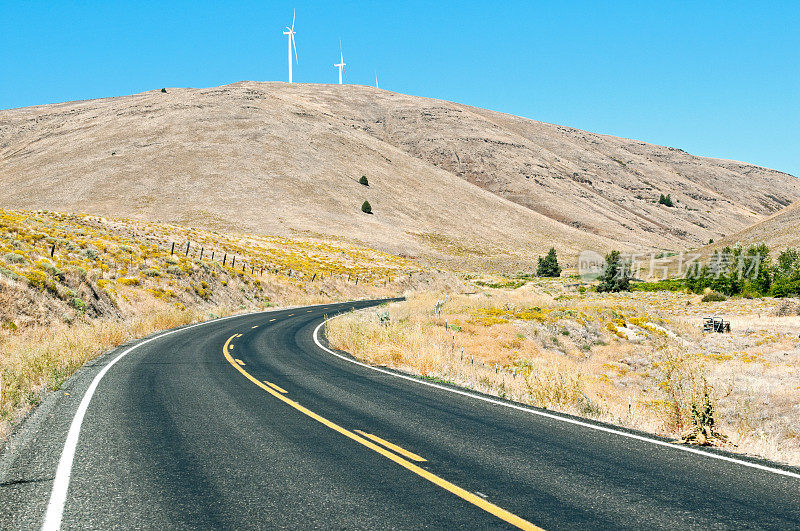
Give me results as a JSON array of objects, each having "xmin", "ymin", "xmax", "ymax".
[
  {"xmin": 1, "ymin": 81, "xmax": 797, "ymax": 261},
  {"xmin": 701, "ymin": 199, "xmax": 800, "ymax": 255}
]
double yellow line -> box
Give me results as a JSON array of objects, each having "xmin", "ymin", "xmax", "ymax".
[{"xmin": 222, "ymin": 334, "xmax": 541, "ymax": 530}]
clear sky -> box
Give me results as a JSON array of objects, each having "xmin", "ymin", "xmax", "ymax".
[{"xmin": 2, "ymin": 1, "xmax": 798, "ymax": 176}]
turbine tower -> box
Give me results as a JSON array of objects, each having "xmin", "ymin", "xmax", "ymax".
[
  {"xmin": 283, "ymin": 10, "xmax": 298, "ymax": 83},
  {"xmin": 334, "ymin": 42, "xmax": 346, "ymax": 85}
]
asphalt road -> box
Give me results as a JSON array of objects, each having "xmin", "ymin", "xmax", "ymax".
[{"xmin": 1, "ymin": 299, "xmax": 799, "ymax": 530}]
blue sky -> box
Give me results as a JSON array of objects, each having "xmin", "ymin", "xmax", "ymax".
[{"xmin": 2, "ymin": 1, "xmax": 798, "ymax": 176}]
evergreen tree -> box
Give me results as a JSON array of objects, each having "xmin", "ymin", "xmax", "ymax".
[
  {"xmin": 596, "ymin": 250, "xmax": 631, "ymax": 292},
  {"xmin": 361, "ymin": 200, "xmax": 372, "ymax": 214},
  {"xmin": 536, "ymin": 247, "xmax": 562, "ymax": 277},
  {"xmin": 359, "ymin": 175, "xmax": 369, "ymax": 186}
]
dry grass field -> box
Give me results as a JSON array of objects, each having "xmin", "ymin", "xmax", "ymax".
[
  {"xmin": 327, "ymin": 279, "xmax": 800, "ymax": 466},
  {"xmin": 0, "ymin": 209, "xmax": 417, "ymax": 439}
]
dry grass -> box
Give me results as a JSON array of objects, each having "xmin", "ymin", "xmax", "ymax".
[
  {"xmin": 328, "ymin": 282, "xmax": 800, "ymax": 466},
  {"xmin": 0, "ymin": 208, "xmax": 419, "ymax": 441},
  {"xmin": 0, "ymin": 301, "xmax": 232, "ymax": 439}
]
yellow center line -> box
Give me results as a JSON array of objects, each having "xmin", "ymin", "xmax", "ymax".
[
  {"xmin": 307, "ymin": 310, "xmax": 313, "ymax": 313},
  {"xmin": 288, "ymin": 313, "xmax": 294, "ymax": 317},
  {"xmin": 252, "ymin": 326, "xmax": 259, "ymax": 329},
  {"xmin": 354, "ymin": 430, "xmax": 427, "ymax": 462},
  {"xmin": 270, "ymin": 318, "xmax": 277, "ymax": 322},
  {"xmin": 234, "ymin": 358, "xmax": 246, "ymax": 366},
  {"xmin": 222, "ymin": 335, "xmax": 541, "ymax": 530},
  {"xmin": 265, "ymin": 381, "xmax": 288, "ymax": 394}
]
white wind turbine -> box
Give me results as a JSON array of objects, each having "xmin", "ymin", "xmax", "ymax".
[
  {"xmin": 334, "ymin": 42, "xmax": 346, "ymax": 84},
  {"xmin": 283, "ymin": 10, "xmax": 298, "ymax": 83},
  {"xmin": 375, "ymin": 70, "xmax": 379, "ymax": 89}
]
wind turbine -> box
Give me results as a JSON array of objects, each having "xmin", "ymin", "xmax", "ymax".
[
  {"xmin": 375, "ymin": 71, "xmax": 379, "ymax": 89},
  {"xmin": 334, "ymin": 41, "xmax": 346, "ymax": 84},
  {"xmin": 283, "ymin": 10, "xmax": 298, "ymax": 83}
]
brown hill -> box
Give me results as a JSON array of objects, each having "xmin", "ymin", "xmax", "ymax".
[
  {"xmin": 1, "ymin": 81, "xmax": 797, "ymax": 264},
  {"xmin": 699, "ymin": 199, "xmax": 800, "ymax": 256}
]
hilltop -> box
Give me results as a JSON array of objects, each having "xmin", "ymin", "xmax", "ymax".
[{"xmin": 1, "ymin": 81, "xmax": 798, "ymax": 266}]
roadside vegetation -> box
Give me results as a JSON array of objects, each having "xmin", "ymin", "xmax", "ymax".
[
  {"xmin": 0, "ymin": 209, "xmax": 417, "ymax": 439},
  {"xmin": 328, "ymin": 278, "xmax": 800, "ymax": 466}
]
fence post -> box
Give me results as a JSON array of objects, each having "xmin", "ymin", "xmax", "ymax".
[
  {"xmin": 231, "ymin": 256, "xmax": 235, "ymax": 268},
  {"xmin": 171, "ymin": 242, "xmax": 175, "ymax": 255},
  {"xmin": 211, "ymin": 251, "xmax": 215, "ymax": 261},
  {"xmin": 200, "ymin": 247, "xmax": 204, "ymax": 260},
  {"xmin": 50, "ymin": 244, "xmax": 55, "ymax": 257},
  {"xmin": 223, "ymin": 253, "xmax": 227, "ymax": 266},
  {"xmin": 185, "ymin": 241, "xmax": 190, "ymax": 256}
]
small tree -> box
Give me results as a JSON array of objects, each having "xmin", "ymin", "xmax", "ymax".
[
  {"xmin": 536, "ymin": 247, "xmax": 562, "ymax": 277},
  {"xmin": 596, "ymin": 250, "xmax": 631, "ymax": 292},
  {"xmin": 359, "ymin": 175, "xmax": 369, "ymax": 186},
  {"xmin": 361, "ymin": 200, "xmax": 372, "ymax": 214},
  {"xmin": 161, "ymin": 88, "xmax": 167, "ymax": 93},
  {"xmin": 658, "ymin": 193, "xmax": 674, "ymax": 207}
]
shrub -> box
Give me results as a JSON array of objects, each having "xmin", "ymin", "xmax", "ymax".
[
  {"xmin": 536, "ymin": 247, "xmax": 562, "ymax": 277},
  {"xmin": 161, "ymin": 88, "xmax": 167, "ymax": 93},
  {"xmin": 83, "ymin": 248, "xmax": 99, "ymax": 260},
  {"xmin": 166, "ymin": 265, "xmax": 183, "ymax": 276},
  {"xmin": 773, "ymin": 300, "xmax": 800, "ymax": 316},
  {"xmin": 701, "ymin": 291, "xmax": 727, "ymax": 302},
  {"xmin": 118, "ymin": 277, "xmax": 141, "ymax": 286},
  {"xmin": 4, "ymin": 252, "xmax": 26, "ymax": 264},
  {"xmin": 141, "ymin": 268, "xmax": 161, "ymax": 277},
  {"xmin": 633, "ymin": 279, "xmax": 686, "ymax": 292},
  {"xmin": 0, "ymin": 266, "xmax": 23, "ymax": 282},
  {"xmin": 70, "ymin": 297, "xmax": 86, "ymax": 312},
  {"xmin": 770, "ymin": 277, "xmax": 800, "ymax": 298},
  {"xmin": 24, "ymin": 270, "xmax": 49, "ymax": 290},
  {"xmin": 658, "ymin": 193, "xmax": 674, "ymax": 207},
  {"xmin": 361, "ymin": 201, "xmax": 372, "ymax": 214},
  {"xmin": 359, "ymin": 175, "xmax": 369, "ymax": 186}
]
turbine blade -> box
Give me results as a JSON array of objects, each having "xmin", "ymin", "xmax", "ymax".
[
  {"xmin": 292, "ymin": 34, "xmax": 298, "ymax": 64},
  {"xmin": 291, "ymin": 8, "xmax": 295, "ymax": 30}
]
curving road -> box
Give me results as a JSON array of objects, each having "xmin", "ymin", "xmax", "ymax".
[{"xmin": 1, "ymin": 299, "xmax": 799, "ymax": 529}]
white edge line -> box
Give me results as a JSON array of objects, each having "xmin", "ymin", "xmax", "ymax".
[
  {"xmin": 313, "ymin": 318, "xmax": 800, "ymax": 481},
  {"xmin": 42, "ymin": 300, "xmax": 365, "ymax": 530}
]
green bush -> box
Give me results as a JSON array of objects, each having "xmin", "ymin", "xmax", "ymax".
[
  {"xmin": 658, "ymin": 193, "xmax": 674, "ymax": 207},
  {"xmin": 361, "ymin": 201, "xmax": 372, "ymax": 214},
  {"xmin": 701, "ymin": 291, "xmax": 727, "ymax": 302},
  {"xmin": 359, "ymin": 175, "xmax": 369, "ymax": 186},
  {"xmin": 70, "ymin": 297, "xmax": 86, "ymax": 312},
  {"xmin": 536, "ymin": 248, "xmax": 562, "ymax": 277}
]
